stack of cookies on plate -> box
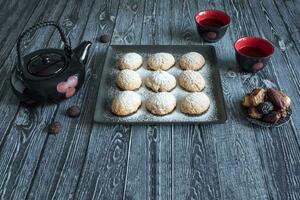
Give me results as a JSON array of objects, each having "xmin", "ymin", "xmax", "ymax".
[{"xmin": 111, "ymin": 52, "xmax": 210, "ymax": 117}]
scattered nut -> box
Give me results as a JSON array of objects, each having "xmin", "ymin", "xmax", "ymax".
[
  {"xmin": 66, "ymin": 106, "xmax": 81, "ymax": 118},
  {"xmin": 48, "ymin": 122, "xmax": 61, "ymax": 134},
  {"xmin": 99, "ymin": 34, "xmax": 111, "ymax": 43}
]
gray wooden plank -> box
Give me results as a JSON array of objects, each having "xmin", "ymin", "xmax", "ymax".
[
  {"xmin": 271, "ymin": 0, "xmax": 300, "ymax": 52},
  {"xmin": 123, "ymin": 1, "xmax": 221, "ymax": 200},
  {"xmin": 74, "ymin": 0, "xmax": 148, "ymax": 199},
  {"xmin": 74, "ymin": 125, "xmax": 131, "ymax": 200},
  {"xmin": 0, "ymin": 0, "xmax": 41, "ymax": 66},
  {"xmin": 26, "ymin": 0, "xmax": 122, "ymax": 199},
  {"xmin": 0, "ymin": 0, "xmax": 299, "ymax": 200},
  {"xmin": 242, "ymin": 0, "xmax": 300, "ymax": 199},
  {"xmin": 216, "ymin": 0, "xmax": 300, "ymax": 199},
  {"xmin": 192, "ymin": 0, "xmax": 272, "ymax": 199},
  {"xmin": 248, "ymin": 0, "xmax": 300, "ymax": 135},
  {"xmin": 170, "ymin": 1, "xmax": 222, "ymax": 199},
  {"xmin": 0, "ymin": 0, "xmax": 94, "ymax": 198},
  {"xmin": 122, "ymin": 0, "xmax": 174, "ymax": 199},
  {"xmin": 0, "ymin": 0, "xmax": 70, "ymax": 182},
  {"xmin": 0, "ymin": 0, "xmax": 70, "ymax": 145}
]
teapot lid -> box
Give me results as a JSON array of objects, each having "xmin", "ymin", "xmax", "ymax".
[
  {"xmin": 27, "ymin": 52, "xmax": 66, "ymax": 77},
  {"xmin": 16, "ymin": 21, "xmax": 72, "ymax": 78}
]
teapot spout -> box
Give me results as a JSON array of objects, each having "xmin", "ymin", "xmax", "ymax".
[{"xmin": 73, "ymin": 41, "xmax": 92, "ymax": 65}]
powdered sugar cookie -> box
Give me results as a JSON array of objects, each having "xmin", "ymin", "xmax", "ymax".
[
  {"xmin": 117, "ymin": 53, "xmax": 143, "ymax": 70},
  {"xmin": 180, "ymin": 92, "xmax": 210, "ymax": 115},
  {"xmin": 145, "ymin": 70, "xmax": 176, "ymax": 92},
  {"xmin": 178, "ymin": 70, "xmax": 205, "ymax": 92},
  {"xmin": 145, "ymin": 92, "xmax": 176, "ymax": 115},
  {"xmin": 147, "ymin": 53, "xmax": 175, "ymax": 70},
  {"xmin": 111, "ymin": 91, "xmax": 141, "ymax": 116},
  {"xmin": 116, "ymin": 69, "xmax": 142, "ymax": 90},
  {"xmin": 179, "ymin": 52, "xmax": 205, "ymax": 70}
]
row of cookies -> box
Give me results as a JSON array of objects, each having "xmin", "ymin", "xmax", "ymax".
[
  {"xmin": 112, "ymin": 51, "xmax": 209, "ymax": 117},
  {"xmin": 111, "ymin": 91, "xmax": 210, "ymax": 116},
  {"xmin": 116, "ymin": 69, "xmax": 205, "ymax": 92},
  {"xmin": 117, "ymin": 52, "xmax": 205, "ymax": 71}
]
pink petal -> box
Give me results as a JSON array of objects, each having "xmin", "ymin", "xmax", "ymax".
[
  {"xmin": 67, "ymin": 76, "xmax": 78, "ymax": 88},
  {"xmin": 65, "ymin": 87, "xmax": 76, "ymax": 98},
  {"xmin": 57, "ymin": 82, "xmax": 68, "ymax": 93}
]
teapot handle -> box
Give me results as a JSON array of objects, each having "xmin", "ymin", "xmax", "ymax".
[{"xmin": 16, "ymin": 21, "xmax": 72, "ymax": 75}]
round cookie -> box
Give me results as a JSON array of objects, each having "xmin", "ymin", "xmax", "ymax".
[
  {"xmin": 111, "ymin": 91, "xmax": 141, "ymax": 116},
  {"xmin": 179, "ymin": 52, "xmax": 205, "ymax": 70},
  {"xmin": 180, "ymin": 93, "xmax": 210, "ymax": 115},
  {"xmin": 178, "ymin": 70, "xmax": 205, "ymax": 92},
  {"xmin": 116, "ymin": 69, "xmax": 142, "ymax": 90},
  {"xmin": 117, "ymin": 53, "xmax": 143, "ymax": 70},
  {"xmin": 145, "ymin": 70, "xmax": 176, "ymax": 92},
  {"xmin": 148, "ymin": 53, "xmax": 175, "ymax": 70},
  {"xmin": 146, "ymin": 92, "xmax": 176, "ymax": 116}
]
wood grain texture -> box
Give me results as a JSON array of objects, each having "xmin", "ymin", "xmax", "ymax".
[
  {"xmin": 170, "ymin": 1, "xmax": 222, "ymax": 200},
  {"xmin": 170, "ymin": 1, "xmax": 272, "ymax": 200},
  {"xmin": 26, "ymin": 0, "xmax": 121, "ymax": 199},
  {"xmin": 216, "ymin": 0, "xmax": 300, "ymax": 200},
  {"xmin": 72, "ymin": 0, "xmax": 145, "ymax": 199},
  {"xmin": 0, "ymin": 0, "xmax": 41, "ymax": 66},
  {"xmin": 0, "ymin": 0, "xmax": 70, "ymax": 145},
  {"xmin": 0, "ymin": 0, "xmax": 100, "ymax": 198},
  {"xmin": 123, "ymin": 0, "xmax": 174, "ymax": 199},
  {"xmin": 0, "ymin": 0, "xmax": 299, "ymax": 199},
  {"xmin": 0, "ymin": 0, "xmax": 73, "ymax": 198}
]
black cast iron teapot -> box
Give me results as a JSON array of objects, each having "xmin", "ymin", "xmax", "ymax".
[{"xmin": 11, "ymin": 21, "xmax": 92, "ymax": 104}]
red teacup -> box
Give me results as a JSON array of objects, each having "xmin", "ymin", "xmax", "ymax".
[
  {"xmin": 234, "ymin": 36, "xmax": 274, "ymax": 73},
  {"xmin": 194, "ymin": 10, "xmax": 231, "ymax": 43}
]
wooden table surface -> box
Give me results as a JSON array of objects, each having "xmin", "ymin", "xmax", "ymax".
[{"xmin": 1, "ymin": 0, "xmax": 300, "ymax": 199}]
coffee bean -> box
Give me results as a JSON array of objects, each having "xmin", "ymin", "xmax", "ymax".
[
  {"xmin": 66, "ymin": 106, "xmax": 81, "ymax": 118},
  {"xmin": 48, "ymin": 122, "xmax": 61, "ymax": 134},
  {"xmin": 99, "ymin": 34, "xmax": 111, "ymax": 43}
]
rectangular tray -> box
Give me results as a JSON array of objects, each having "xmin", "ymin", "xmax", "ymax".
[{"xmin": 94, "ymin": 45, "xmax": 227, "ymax": 124}]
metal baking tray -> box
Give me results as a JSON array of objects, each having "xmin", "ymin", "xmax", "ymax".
[{"xmin": 94, "ymin": 45, "xmax": 227, "ymax": 124}]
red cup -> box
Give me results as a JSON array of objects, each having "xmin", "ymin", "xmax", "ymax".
[
  {"xmin": 194, "ymin": 10, "xmax": 231, "ymax": 43},
  {"xmin": 234, "ymin": 36, "xmax": 274, "ymax": 73}
]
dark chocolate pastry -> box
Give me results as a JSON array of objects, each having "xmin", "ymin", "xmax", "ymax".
[
  {"xmin": 248, "ymin": 107, "xmax": 263, "ymax": 119},
  {"xmin": 262, "ymin": 111, "xmax": 281, "ymax": 123},
  {"xmin": 266, "ymin": 89, "xmax": 286, "ymax": 110}
]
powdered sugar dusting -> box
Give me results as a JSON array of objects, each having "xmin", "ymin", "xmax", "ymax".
[
  {"xmin": 148, "ymin": 53, "xmax": 175, "ymax": 69},
  {"xmin": 122, "ymin": 52, "xmax": 142, "ymax": 65},
  {"xmin": 117, "ymin": 91, "xmax": 141, "ymax": 105},
  {"xmin": 117, "ymin": 69, "xmax": 141, "ymax": 84},
  {"xmin": 145, "ymin": 70, "xmax": 176, "ymax": 91},
  {"xmin": 147, "ymin": 92, "xmax": 176, "ymax": 108},
  {"xmin": 152, "ymin": 70, "xmax": 175, "ymax": 85},
  {"xmin": 94, "ymin": 46, "xmax": 225, "ymax": 123},
  {"xmin": 179, "ymin": 70, "xmax": 205, "ymax": 85},
  {"xmin": 185, "ymin": 92, "xmax": 210, "ymax": 105},
  {"xmin": 185, "ymin": 52, "xmax": 203, "ymax": 61}
]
